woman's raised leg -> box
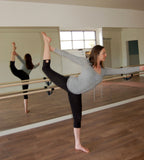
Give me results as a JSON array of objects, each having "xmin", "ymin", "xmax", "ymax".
[
  {"xmin": 11, "ymin": 42, "xmax": 16, "ymax": 61},
  {"xmin": 41, "ymin": 32, "xmax": 52, "ymax": 60}
]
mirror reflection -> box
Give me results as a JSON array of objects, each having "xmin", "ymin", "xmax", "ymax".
[
  {"xmin": 10, "ymin": 42, "xmax": 40, "ymax": 113},
  {"xmin": 0, "ymin": 27, "xmax": 61, "ymax": 92},
  {"xmin": 102, "ymin": 27, "xmax": 144, "ymax": 68},
  {"xmin": 0, "ymin": 27, "xmax": 144, "ymax": 132}
]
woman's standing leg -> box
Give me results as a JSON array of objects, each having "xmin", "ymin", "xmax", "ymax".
[
  {"xmin": 10, "ymin": 62, "xmax": 30, "ymax": 113},
  {"xmin": 22, "ymin": 80, "xmax": 29, "ymax": 113},
  {"xmin": 68, "ymin": 92, "xmax": 89, "ymax": 153},
  {"xmin": 24, "ymin": 99, "xmax": 28, "ymax": 113},
  {"xmin": 10, "ymin": 42, "xmax": 30, "ymax": 114},
  {"xmin": 42, "ymin": 32, "xmax": 89, "ymax": 153}
]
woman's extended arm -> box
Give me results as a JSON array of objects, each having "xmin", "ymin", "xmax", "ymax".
[
  {"xmin": 33, "ymin": 62, "xmax": 40, "ymax": 69},
  {"xmin": 104, "ymin": 66, "xmax": 142, "ymax": 76},
  {"xmin": 16, "ymin": 54, "xmax": 25, "ymax": 64}
]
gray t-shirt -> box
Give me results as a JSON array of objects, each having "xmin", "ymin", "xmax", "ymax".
[
  {"xmin": 16, "ymin": 54, "xmax": 39, "ymax": 75},
  {"xmin": 54, "ymin": 49, "xmax": 140, "ymax": 94}
]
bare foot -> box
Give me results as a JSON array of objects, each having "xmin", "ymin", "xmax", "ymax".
[
  {"xmin": 25, "ymin": 110, "xmax": 30, "ymax": 114},
  {"xmin": 12, "ymin": 42, "xmax": 15, "ymax": 46},
  {"xmin": 12, "ymin": 42, "xmax": 16, "ymax": 51},
  {"xmin": 12, "ymin": 51, "xmax": 16, "ymax": 56},
  {"xmin": 41, "ymin": 32, "xmax": 51, "ymax": 43},
  {"xmin": 75, "ymin": 145, "xmax": 90, "ymax": 153}
]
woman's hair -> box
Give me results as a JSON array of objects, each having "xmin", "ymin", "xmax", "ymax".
[
  {"xmin": 24, "ymin": 53, "xmax": 34, "ymax": 69},
  {"xmin": 89, "ymin": 45, "xmax": 104, "ymax": 68}
]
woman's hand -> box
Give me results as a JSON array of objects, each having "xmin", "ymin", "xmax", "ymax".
[
  {"xmin": 140, "ymin": 66, "xmax": 144, "ymax": 71},
  {"xmin": 49, "ymin": 46, "xmax": 55, "ymax": 52}
]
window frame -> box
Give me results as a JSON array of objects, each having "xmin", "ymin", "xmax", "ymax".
[{"xmin": 60, "ymin": 30, "xmax": 96, "ymax": 50}]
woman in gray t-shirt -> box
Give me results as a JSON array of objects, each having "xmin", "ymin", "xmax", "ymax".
[
  {"xmin": 42, "ymin": 32, "xmax": 144, "ymax": 153},
  {"xmin": 10, "ymin": 42, "xmax": 39, "ymax": 114}
]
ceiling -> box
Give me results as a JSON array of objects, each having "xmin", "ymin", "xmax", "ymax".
[{"xmin": 3, "ymin": 0, "xmax": 144, "ymax": 11}]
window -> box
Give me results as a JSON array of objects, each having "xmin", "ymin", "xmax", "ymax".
[{"xmin": 60, "ymin": 31, "xmax": 96, "ymax": 50}]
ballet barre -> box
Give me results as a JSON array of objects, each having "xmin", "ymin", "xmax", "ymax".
[
  {"xmin": 103, "ymin": 72, "xmax": 144, "ymax": 81},
  {"xmin": 0, "ymin": 71, "xmax": 144, "ymax": 100},
  {"xmin": 0, "ymin": 86, "xmax": 59, "ymax": 100},
  {"xmin": 0, "ymin": 73, "xmax": 80, "ymax": 89}
]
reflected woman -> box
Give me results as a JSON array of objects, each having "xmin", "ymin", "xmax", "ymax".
[{"xmin": 10, "ymin": 42, "xmax": 40, "ymax": 113}]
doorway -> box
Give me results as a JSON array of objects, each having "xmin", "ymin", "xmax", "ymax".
[
  {"xmin": 103, "ymin": 38, "xmax": 112, "ymax": 67},
  {"xmin": 128, "ymin": 40, "xmax": 140, "ymax": 66}
]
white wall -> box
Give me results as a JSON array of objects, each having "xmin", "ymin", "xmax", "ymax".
[{"xmin": 0, "ymin": 1, "xmax": 144, "ymax": 29}]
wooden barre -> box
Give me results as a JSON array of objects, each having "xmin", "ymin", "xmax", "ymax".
[
  {"xmin": 0, "ymin": 84, "xmax": 56, "ymax": 96},
  {"xmin": 0, "ymin": 77, "xmax": 43, "ymax": 85},
  {"xmin": 0, "ymin": 71, "xmax": 143, "ymax": 100},
  {"xmin": 1, "ymin": 71, "xmax": 144, "ymax": 89},
  {"xmin": 0, "ymin": 86, "xmax": 60, "ymax": 100},
  {"xmin": 0, "ymin": 78, "xmax": 51, "ymax": 89},
  {"xmin": 1, "ymin": 64, "xmax": 143, "ymax": 87},
  {"xmin": 0, "ymin": 72, "xmax": 80, "ymax": 85},
  {"xmin": 103, "ymin": 72, "xmax": 144, "ymax": 82},
  {"xmin": 2, "ymin": 72, "xmax": 141, "ymax": 96},
  {"xmin": 0, "ymin": 73, "xmax": 80, "ymax": 88}
]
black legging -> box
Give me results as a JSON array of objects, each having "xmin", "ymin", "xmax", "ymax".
[
  {"xmin": 42, "ymin": 60, "xmax": 82, "ymax": 128},
  {"xmin": 10, "ymin": 61, "xmax": 29, "ymax": 99}
]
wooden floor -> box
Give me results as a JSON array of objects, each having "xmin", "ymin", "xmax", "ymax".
[
  {"xmin": 0, "ymin": 76, "xmax": 144, "ymax": 131},
  {"xmin": 0, "ymin": 76, "xmax": 144, "ymax": 159}
]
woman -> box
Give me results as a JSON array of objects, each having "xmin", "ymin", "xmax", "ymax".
[
  {"xmin": 41, "ymin": 32, "xmax": 144, "ymax": 153},
  {"xmin": 10, "ymin": 42, "xmax": 40, "ymax": 113}
]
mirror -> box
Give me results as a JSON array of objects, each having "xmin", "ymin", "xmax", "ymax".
[
  {"xmin": 0, "ymin": 27, "xmax": 61, "ymax": 94},
  {"xmin": 0, "ymin": 27, "xmax": 144, "ymax": 132},
  {"xmin": 102, "ymin": 27, "xmax": 144, "ymax": 68}
]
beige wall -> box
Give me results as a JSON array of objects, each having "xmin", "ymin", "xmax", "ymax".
[
  {"xmin": 0, "ymin": 27, "xmax": 60, "ymax": 94},
  {"xmin": 61, "ymin": 50, "xmax": 85, "ymax": 75}
]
